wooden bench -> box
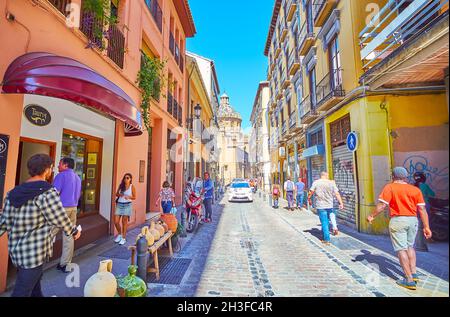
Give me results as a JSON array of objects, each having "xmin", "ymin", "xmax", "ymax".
[{"xmin": 128, "ymin": 231, "xmax": 173, "ymax": 281}]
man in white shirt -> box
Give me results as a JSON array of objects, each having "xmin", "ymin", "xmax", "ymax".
[
  {"xmin": 284, "ymin": 177, "xmax": 295, "ymax": 211},
  {"xmin": 308, "ymin": 172, "xmax": 344, "ymax": 245}
]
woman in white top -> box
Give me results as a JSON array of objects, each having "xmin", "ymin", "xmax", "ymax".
[{"xmin": 114, "ymin": 173, "xmax": 136, "ymax": 245}]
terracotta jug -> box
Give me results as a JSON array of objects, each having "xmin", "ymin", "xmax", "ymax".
[{"xmin": 84, "ymin": 260, "xmax": 117, "ymax": 297}]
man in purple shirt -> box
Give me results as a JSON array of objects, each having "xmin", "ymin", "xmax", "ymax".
[{"xmin": 53, "ymin": 157, "xmax": 81, "ymax": 273}]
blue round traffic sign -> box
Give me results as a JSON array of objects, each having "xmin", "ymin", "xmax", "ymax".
[{"xmin": 347, "ymin": 132, "xmax": 358, "ymax": 152}]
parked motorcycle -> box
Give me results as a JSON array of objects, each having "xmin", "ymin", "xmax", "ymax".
[
  {"xmin": 429, "ymin": 198, "xmax": 449, "ymax": 241},
  {"xmin": 185, "ymin": 189, "xmax": 205, "ymax": 233}
]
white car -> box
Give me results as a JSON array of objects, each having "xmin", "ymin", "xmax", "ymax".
[{"xmin": 228, "ymin": 182, "xmax": 253, "ymax": 202}]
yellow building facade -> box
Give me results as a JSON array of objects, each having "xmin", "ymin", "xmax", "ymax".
[
  {"xmin": 265, "ymin": 0, "xmax": 449, "ymax": 234},
  {"xmin": 186, "ymin": 54, "xmax": 215, "ymax": 179}
]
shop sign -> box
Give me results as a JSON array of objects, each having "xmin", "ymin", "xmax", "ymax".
[
  {"xmin": 279, "ymin": 147, "xmax": 286, "ymax": 158},
  {"xmin": 347, "ymin": 132, "xmax": 358, "ymax": 152},
  {"xmin": 24, "ymin": 104, "xmax": 51, "ymax": 127},
  {"xmin": 0, "ymin": 134, "xmax": 9, "ymax": 209}
]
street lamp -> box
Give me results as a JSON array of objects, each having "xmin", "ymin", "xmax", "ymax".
[{"xmin": 194, "ymin": 103, "xmax": 202, "ymax": 119}]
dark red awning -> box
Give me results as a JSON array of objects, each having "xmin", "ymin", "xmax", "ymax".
[{"xmin": 1, "ymin": 52, "xmax": 142, "ymax": 136}]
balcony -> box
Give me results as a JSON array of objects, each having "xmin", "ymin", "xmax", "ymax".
[
  {"xmin": 313, "ymin": 0, "xmax": 339, "ymax": 27},
  {"xmin": 169, "ymin": 32, "xmax": 184, "ymax": 73},
  {"xmin": 279, "ymin": 18, "xmax": 288, "ymax": 43},
  {"xmin": 286, "ymin": 0, "xmax": 298, "ymax": 22},
  {"xmin": 300, "ymin": 96, "xmax": 319, "ymax": 124},
  {"xmin": 315, "ymin": 68, "xmax": 345, "ymax": 111},
  {"xmin": 276, "ymin": 87, "xmax": 284, "ymax": 100},
  {"xmin": 48, "ymin": 0, "xmax": 71, "ymax": 16},
  {"xmin": 281, "ymin": 68, "xmax": 291, "ymax": 89},
  {"xmin": 282, "ymin": 121, "xmax": 288, "ymax": 136},
  {"xmin": 298, "ymin": 21, "xmax": 315, "ymax": 56},
  {"xmin": 106, "ymin": 24, "xmax": 125, "ymax": 69},
  {"xmin": 145, "ymin": 0, "xmax": 163, "ymax": 32},
  {"xmin": 167, "ymin": 92, "xmax": 174, "ymax": 114},
  {"xmin": 359, "ymin": 0, "xmax": 449, "ymax": 88},
  {"xmin": 288, "ymin": 49, "xmax": 300, "ymax": 75},
  {"xmin": 289, "ymin": 111, "xmax": 297, "ymax": 129},
  {"xmin": 274, "ymin": 40, "xmax": 281, "ymax": 58}
]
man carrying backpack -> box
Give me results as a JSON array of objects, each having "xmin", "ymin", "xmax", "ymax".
[{"xmin": 284, "ymin": 177, "xmax": 295, "ymax": 211}]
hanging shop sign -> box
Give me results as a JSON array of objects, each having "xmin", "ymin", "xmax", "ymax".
[
  {"xmin": 24, "ymin": 104, "xmax": 52, "ymax": 127},
  {"xmin": 0, "ymin": 134, "xmax": 9, "ymax": 208}
]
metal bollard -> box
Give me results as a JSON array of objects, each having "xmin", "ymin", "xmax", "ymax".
[{"xmin": 136, "ymin": 236, "xmax": 148, "ymax": 281}]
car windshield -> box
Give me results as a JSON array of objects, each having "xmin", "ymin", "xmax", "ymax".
[{"xmin": 232, "ymin": 183, "xmax": 250, "ymax": 188}]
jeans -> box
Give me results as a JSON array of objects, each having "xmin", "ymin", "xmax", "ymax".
[
  {"xmin": 286, "ymin": 191, "xmax": 294, "ymax": 209},
  {"xmin": 273, "ymin": 197, "xmax": 279, "ymax": 208},
  {"xmin": 12, "ymin": 265, "xmax": 44, "ymax": 297},
  {"xmin": 296, "ymin": 192, "xmax": 304, "ymax": 208},
  {"xmin": 204, "ymin": 198, "xmax": 213, "ymax": 220},
  {"xmin": 161, "ymin": 201, "xmax": 173, "ymax": 214},
  {"xmin": 318, "ymin": 209, "xmax": 334, "ymax": 242}
]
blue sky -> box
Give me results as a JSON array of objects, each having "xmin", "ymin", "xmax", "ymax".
[{"xmin": 187, "ymin": 0, "xmax": 274, "ymax": 129}]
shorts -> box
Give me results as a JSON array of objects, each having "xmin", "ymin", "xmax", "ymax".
[
  {"xmin": 389, "ymin": 216, "xmax": 418, "ymax": 252},
  {"xmin": 115, "ymin": 202, "xmax": 132, "ymax": 217}
]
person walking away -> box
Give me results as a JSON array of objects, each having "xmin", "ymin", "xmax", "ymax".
[
  {"xmin": 156, "ymin": 181, "xmax": 175, "ymax": 214},
  {"xmin": 308, "ymin": 172, "xmax": 344, "ymax": 245},
  {"xmin": 413, "ymin": 172, "xmax": 435, "ymax": 215},
  {"xmin": 53, "ymin": 157, "xmax": 81, "ymax": 273},
  {"xmin": 295, "ymin": 177, "xmax": 305, "ymax": 210},
  {"xmin": 114, "ymin": 173, "xmax": 136, "ymax": 246},
  {"xmin": 272, "ymin": 183, "xmax": 281, "ymax": 209},
  {"xmin": 284, "ymin": 177, "xmax": 295, "ymax": 211},
  {"xmin": 203, "ymin": 172, "xmax": 214, "ymax": 223},
  {"xmin": 368, "ymin": 167, "xmax": 432, "ymax": 290},
  {"xmin": 0, "ymin": 154, "xmax": 81, "ymax": 297}
]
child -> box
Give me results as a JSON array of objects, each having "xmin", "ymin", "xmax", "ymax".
[{"xmin": 272, "ymin": 183, "xmax": 281, "ymax": 209}]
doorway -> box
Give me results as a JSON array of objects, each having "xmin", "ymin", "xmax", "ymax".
[{"xmin": 15, "ymin": 137, "xmax": 56, "ymax": 185}]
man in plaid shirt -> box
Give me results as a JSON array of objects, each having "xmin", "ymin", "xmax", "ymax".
[{"xmin": 0, "ymin": 154, "xmax": 81, "ymax": 297}]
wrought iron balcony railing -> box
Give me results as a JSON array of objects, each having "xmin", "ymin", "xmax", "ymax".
[
  {"xmin": 300, "ymin": 96, "xmax": 312, "ymax": 118},
  {"xmin": 48, "ymin": 0, "xmax": 71, "ymax": 16},
  {"xmin": 298, "ymin": 21, "xmax": 315, "ymax": 55},
  {"xmin": 288, "ymin": 48, "xmax": 300, "ymax": 74},
  {"xmin": 106, "ymin": 24, "xmax": 125, "ymax": 69},
  {"xmin": 167, "ymin": 92, "xmax": 173, "ymax": 114},
  {"xmin": 359, "ymin": 0, "xmax": 448, "ymax": 69},
  {"xmin": 289, "ymin": 111, "xmax": 297, "ymax": 128},
  {"xmin": 316, "ymin": 68, "xmax": 345, "ymax": 107},
  {"xmin": 282, "ymin": 121, "xmax": 287, "ymax": 135}
]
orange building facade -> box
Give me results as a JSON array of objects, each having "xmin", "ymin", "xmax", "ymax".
[{"xmin": 0, "ymin": 0, "xmax": 195, "ymax": 293}]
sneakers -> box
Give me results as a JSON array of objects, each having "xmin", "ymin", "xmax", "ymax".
[
  {"xmin": 119, "ymin": 238, "xmax": 126, "ymax": 246},
  {"xmin": 333, "ymin": 229, "xmax": 339, "ymax": 236},
  {"xmin": 396, "ymin": 278, "xmax": 417, "ymax": 290},
  {"xmin": 412, "ymin": 273, "xmax": 420, "ymax": 283},
  {"xmin": 114, "ymin": 235, "xmax": 123, "ymax": 243},
  {"xmin": 321, "ymin": 240, "xmax": 331, "ymax": 246},
  {"xmin": 56, "ymin": 264, "xmax": 67, "ymax": 273}
]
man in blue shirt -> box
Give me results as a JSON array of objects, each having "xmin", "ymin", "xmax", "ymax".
[
  {"xmin": 53, "ymin": 157, "xmax": 81, "ymax": 273},
  {"xmin": 203, "ymin": 172, "xmax": 214, "ymax": 223},
  {"xmin": 295, "ymin": 177, "xmax": 305, "ymax": 210}
]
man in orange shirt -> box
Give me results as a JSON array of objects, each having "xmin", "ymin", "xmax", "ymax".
[{"xmin": 367, "ymin": 167, "xmax": 432, "ymax": 291}]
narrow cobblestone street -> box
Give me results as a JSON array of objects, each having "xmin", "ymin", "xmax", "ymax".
[
  {"xmin": 156, "ymin": 194, "xmax": 448, "ymax": 297},
  {"xmin": 2, "ymin": 194, "xmax": 447, "ymax": 298}
]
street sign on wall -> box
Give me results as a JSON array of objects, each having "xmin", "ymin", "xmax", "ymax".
[
  {"xmin": 347, "ymin": 132, "xmax": 358, "ymax": 152},
  {"xmin": 0, "ymin": 134, "xmax": 9, "ymax": 209}
]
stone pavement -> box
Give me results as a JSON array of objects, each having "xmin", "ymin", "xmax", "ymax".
[{"xmin": 1, "ymin": 194, "xmax": 448, "ymax": 297}]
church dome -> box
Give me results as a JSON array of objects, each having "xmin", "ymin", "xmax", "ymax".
[{"xmin": 218, "ymin": 93, "xmax": 241, "ymax": 120}]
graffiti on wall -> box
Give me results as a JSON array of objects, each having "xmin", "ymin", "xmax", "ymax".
[{"xmin": 395, "ymin": 152, "xmax": 449, "ymax": 199}]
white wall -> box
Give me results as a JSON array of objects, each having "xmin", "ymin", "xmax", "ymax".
[{"xmin": 21, "ymin": 95, "xmax": 115, "ymax": 221}]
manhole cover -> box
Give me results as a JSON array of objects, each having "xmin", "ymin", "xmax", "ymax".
[
  {"xmin": 331, "ymin": 237, "xmax": 368, "ymax": 250},
  {"xmin": 98, "ymin": 245, "xmax": 131, "ymax": 260},
  {"xmin": 147, "ymin": 257, "xmax": 192, "ymax": 285}
]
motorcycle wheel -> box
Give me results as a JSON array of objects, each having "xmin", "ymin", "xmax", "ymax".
[
  {"xmin": 431, "ymin": 228, "xmax": 449, "ymax": 241},
  {"xmin": 186, "ymin": 213, "xmax": 199, "ymax": 233}
]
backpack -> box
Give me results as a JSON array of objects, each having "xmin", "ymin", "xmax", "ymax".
[
  {"xmin": 286, "ymin": 181, "xmax": 294, "ymax": 192},
  {"xmin": 273, "ymin": 187, "xmax": 280, "ymax": 196}
]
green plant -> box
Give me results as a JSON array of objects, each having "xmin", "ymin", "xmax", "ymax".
[
  {"xmin": 136, "ymin": 54, "xmax": 166, "ymax": 133},
  {"xmin": 82, "ymin": 0, "xmax": 120, "ymax": 50}
]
